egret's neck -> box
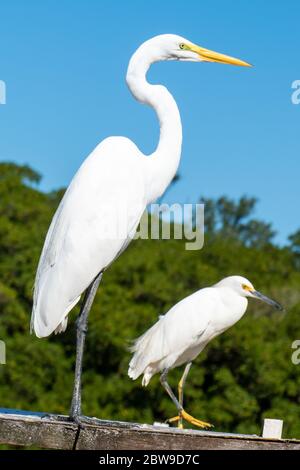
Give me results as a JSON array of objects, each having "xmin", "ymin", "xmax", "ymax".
[{"xmin": 126, "ymin": 48, "xmax": 182, "ymax": 203}]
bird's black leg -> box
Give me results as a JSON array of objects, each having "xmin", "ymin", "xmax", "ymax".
[
  {"xmin": 70, "ymin": 271, "xmax": 103, "ymax": 423},
  {"xmin": 160, "ymin": 369, "xmax": 182, "ymax": 413}
]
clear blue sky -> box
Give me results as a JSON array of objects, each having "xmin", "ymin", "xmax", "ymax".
[{"xmin": 0, "ymin": 0, "xmax": 299, "ymax": 244}]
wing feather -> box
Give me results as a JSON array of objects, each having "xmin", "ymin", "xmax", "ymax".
[
  {"xmin": 128, "ymin": 289, "xmax": 216, "ymax": 384},
  {"xmin": 32, "ymin": 137, "xmax": 146, "ymax": 337}
]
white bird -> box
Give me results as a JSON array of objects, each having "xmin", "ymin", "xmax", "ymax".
[
  {"xmin": 129, "ymin": 276, "xmax": 282, "ymax": 429},
  {"xmin": 31, "ymin": 34, "xmax": 250, "ymax": 422}
]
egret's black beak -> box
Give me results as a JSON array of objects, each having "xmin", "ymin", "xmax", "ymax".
[{"xmin": 252, "ymin": 290, "xmax": 283, "ymax": 311}]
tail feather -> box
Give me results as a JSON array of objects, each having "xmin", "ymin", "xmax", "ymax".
[
  {"xmin": 128, "ymin": 316, "xmax": 166, "ymax": 385},
  {"xmin": 54, "ymin": 316, "xmax": 68, "ymax": 335},
  {"xmin": 31, "ymin": 295, "xmax": 81, "ymax": 338}
]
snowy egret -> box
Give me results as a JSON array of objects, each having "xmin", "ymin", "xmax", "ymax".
[
  {"xmin": 128, "ymin": 276, "xmax": 282, "ymax": 429},
  {"xmin": 31, "ymin": 35, "xmax": 250, "ymax": 422}
]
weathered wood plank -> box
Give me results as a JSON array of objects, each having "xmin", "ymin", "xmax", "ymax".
[
  {"xmin": 0, "ymin": 412, "xmax": 78, "ymax": 449},
  {"xmin": 0, "ymin": 411, "xmax": 299, "ymax": 450}
]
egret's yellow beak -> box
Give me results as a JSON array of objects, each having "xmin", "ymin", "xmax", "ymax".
[{"xmin": 189, "ymin": 43, "xmax": 252, "ymax": 67}]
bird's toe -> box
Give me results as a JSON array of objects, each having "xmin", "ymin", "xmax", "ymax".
[{"xmin": 180, "ymin": 409, "xmax": 213, "ymax": 429}]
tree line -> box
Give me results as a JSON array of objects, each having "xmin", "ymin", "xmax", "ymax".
[{"xmin": 0, "ymin": 162, "xmax": 299, "ymax": 441}]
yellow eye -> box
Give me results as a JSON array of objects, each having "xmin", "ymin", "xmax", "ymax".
[
  {"xmin": 242, "ymin": 284, "xmax": 251, "ymax": 291},
  {"xmin": 179, "ymin": 43, "xmax": 186, "ymax": 50}
]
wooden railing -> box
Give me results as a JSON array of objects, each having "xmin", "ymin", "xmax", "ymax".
[{"xmin": 0, "ymin": 409, "xmax": 299, "ymax": 450}]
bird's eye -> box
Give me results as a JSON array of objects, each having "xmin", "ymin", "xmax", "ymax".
[
  {"xmin": 179, "ymin": 43, "xmax": 186, "ymax": 50},
  {"xmin": 242, "ymin": 284, "xmax": 251, "ymax": 291}
]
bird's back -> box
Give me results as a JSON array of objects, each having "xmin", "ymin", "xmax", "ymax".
[
  {"xmin": 32, "ymin": 137, "xmax": 147, "ymax": 338},
  {"xmin": 128, "ymin": 288, "xmax": 218, "ymax": 385},
  {"xmin": 128, "ymin": 285, "xmax": 248, "ymax": 385}
]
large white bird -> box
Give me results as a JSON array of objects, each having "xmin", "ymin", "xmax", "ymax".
[
  {"xmin": 31, "ymin": 35, "xmax": 250, "ymax": 422},
  {"xmin": 129, "ymin": 276, "xmax": 283, "ymax": 428}
]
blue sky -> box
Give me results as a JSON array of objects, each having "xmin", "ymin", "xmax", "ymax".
[{"xmin": 0, "ymin": 0, "xmax": 299, "ymax": 244}]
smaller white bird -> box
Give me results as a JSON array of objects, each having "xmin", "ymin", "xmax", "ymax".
[{"xmin": 128, "ymin": 276, "xmax": 283, "ymax": 429}]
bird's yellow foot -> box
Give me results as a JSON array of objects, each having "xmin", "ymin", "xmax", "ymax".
[{"xmin": 167, "ymin": 410, "xmax": 213, "ymax": 429}]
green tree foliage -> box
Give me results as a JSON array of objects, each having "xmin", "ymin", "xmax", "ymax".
[
  {"xmin": 0, "ymin": 163, "xmax": 300, "ymax": 439},
  {"xmin": 289, "ymin": 230, "xmax": 300, "ymax": 270},
  {"xmin": 199, "ymin": 195, "xmax": 276, "ymax": 248}
]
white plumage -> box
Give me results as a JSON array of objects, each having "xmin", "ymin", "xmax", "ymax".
[
  {"xmin": 31, "ymin": 34, "xmax": 250, "ymax": 340},
  {"xmin": 129, "ymin": 276, "xmax": 248, "ymax": 385},
  {"xmin": 128, "ymin": 276, "xmax": 282, "ymax": 428},
  {"xmin": 30, "ymin": 34, "xmax": 251, "ymax": 422},
  {"xmin": 32, "ymin": 137, "xmax": 146, "ymax": 337}
]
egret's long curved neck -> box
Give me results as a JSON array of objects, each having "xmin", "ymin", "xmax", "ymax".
[{"xmin": 126, "ymin": 45, "xmax": 182, "ymax": 203}]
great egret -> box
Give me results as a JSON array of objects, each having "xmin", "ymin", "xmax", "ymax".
[
  {"xmin": 129, "ymin": 276, "xmax": 283, "ymax": 429},
  {"xmin": 31, "ymin": 35, "xmax": 250, "ymax": 422}
]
